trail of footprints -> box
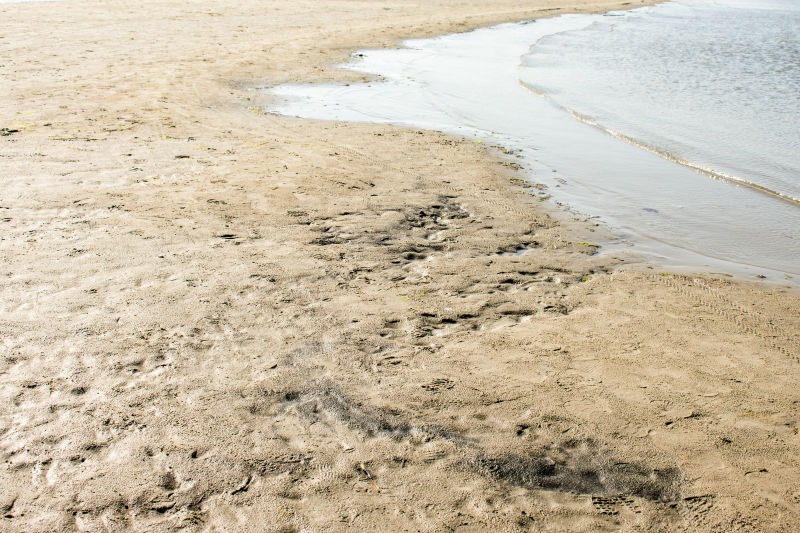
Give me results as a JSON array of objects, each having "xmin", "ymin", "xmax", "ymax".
[
  {"xmin": 308, "ymin": 195, "xmax": 467, "ymax": 254},
  {"xmin": 591, "ymin": 491, "xmax": 722, "ymax": 526},
  {"xmin": 301, "ymin": 196, "xmax": 581, "ymax": 345}
]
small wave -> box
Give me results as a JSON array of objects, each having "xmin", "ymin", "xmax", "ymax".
[{"xmin": 520, "ymin": 84, "xmax": 800, "ymax": 207}]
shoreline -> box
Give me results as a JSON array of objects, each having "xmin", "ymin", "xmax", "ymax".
[
  {"xmin": 2, "ymin": 1, "xmax": 800, "ymax": 531},
  {"xmin": 266, "ymin": 10, "xmax": 800, "ymax": 285}
]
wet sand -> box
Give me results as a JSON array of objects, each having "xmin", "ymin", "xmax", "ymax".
[{"xmin": 2, "ymin": 0, "xmax": 800, "ymax": 531}]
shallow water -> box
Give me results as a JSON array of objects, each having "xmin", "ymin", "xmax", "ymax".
[
  {"xmin": 522, "ymin": 0, "xmax": 800, "ymax": 204},
  {"xmin": 266, "ymin": 2, "xmax": 800, "ymax": 281}
]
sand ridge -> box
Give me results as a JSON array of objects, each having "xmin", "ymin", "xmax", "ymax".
[{"xmin": 1, "ymin": 0, "xmax": 800, "ymax": 531}]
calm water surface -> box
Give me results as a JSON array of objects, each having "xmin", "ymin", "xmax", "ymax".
[{"xmin": 522, "ymin": 0, "xmax": 800, "ymax": 203}]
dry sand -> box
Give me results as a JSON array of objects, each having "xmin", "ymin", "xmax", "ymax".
[{"xmin": 2, "ymin": 0, "xmax": 800, "ymax": 531}]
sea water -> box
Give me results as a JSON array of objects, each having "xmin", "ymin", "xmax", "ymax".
[
  {"xmin": 266, "ymin": 0, "xmax": 800, "ymax": 281},
  {"xmin": 522, "ymin": 0, "xmax": 800, "ymax": 204}
]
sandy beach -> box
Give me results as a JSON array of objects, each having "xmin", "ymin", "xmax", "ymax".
[{"xmin": 2, "ymin": 0, "xmax": 800, "ymax": 531}]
